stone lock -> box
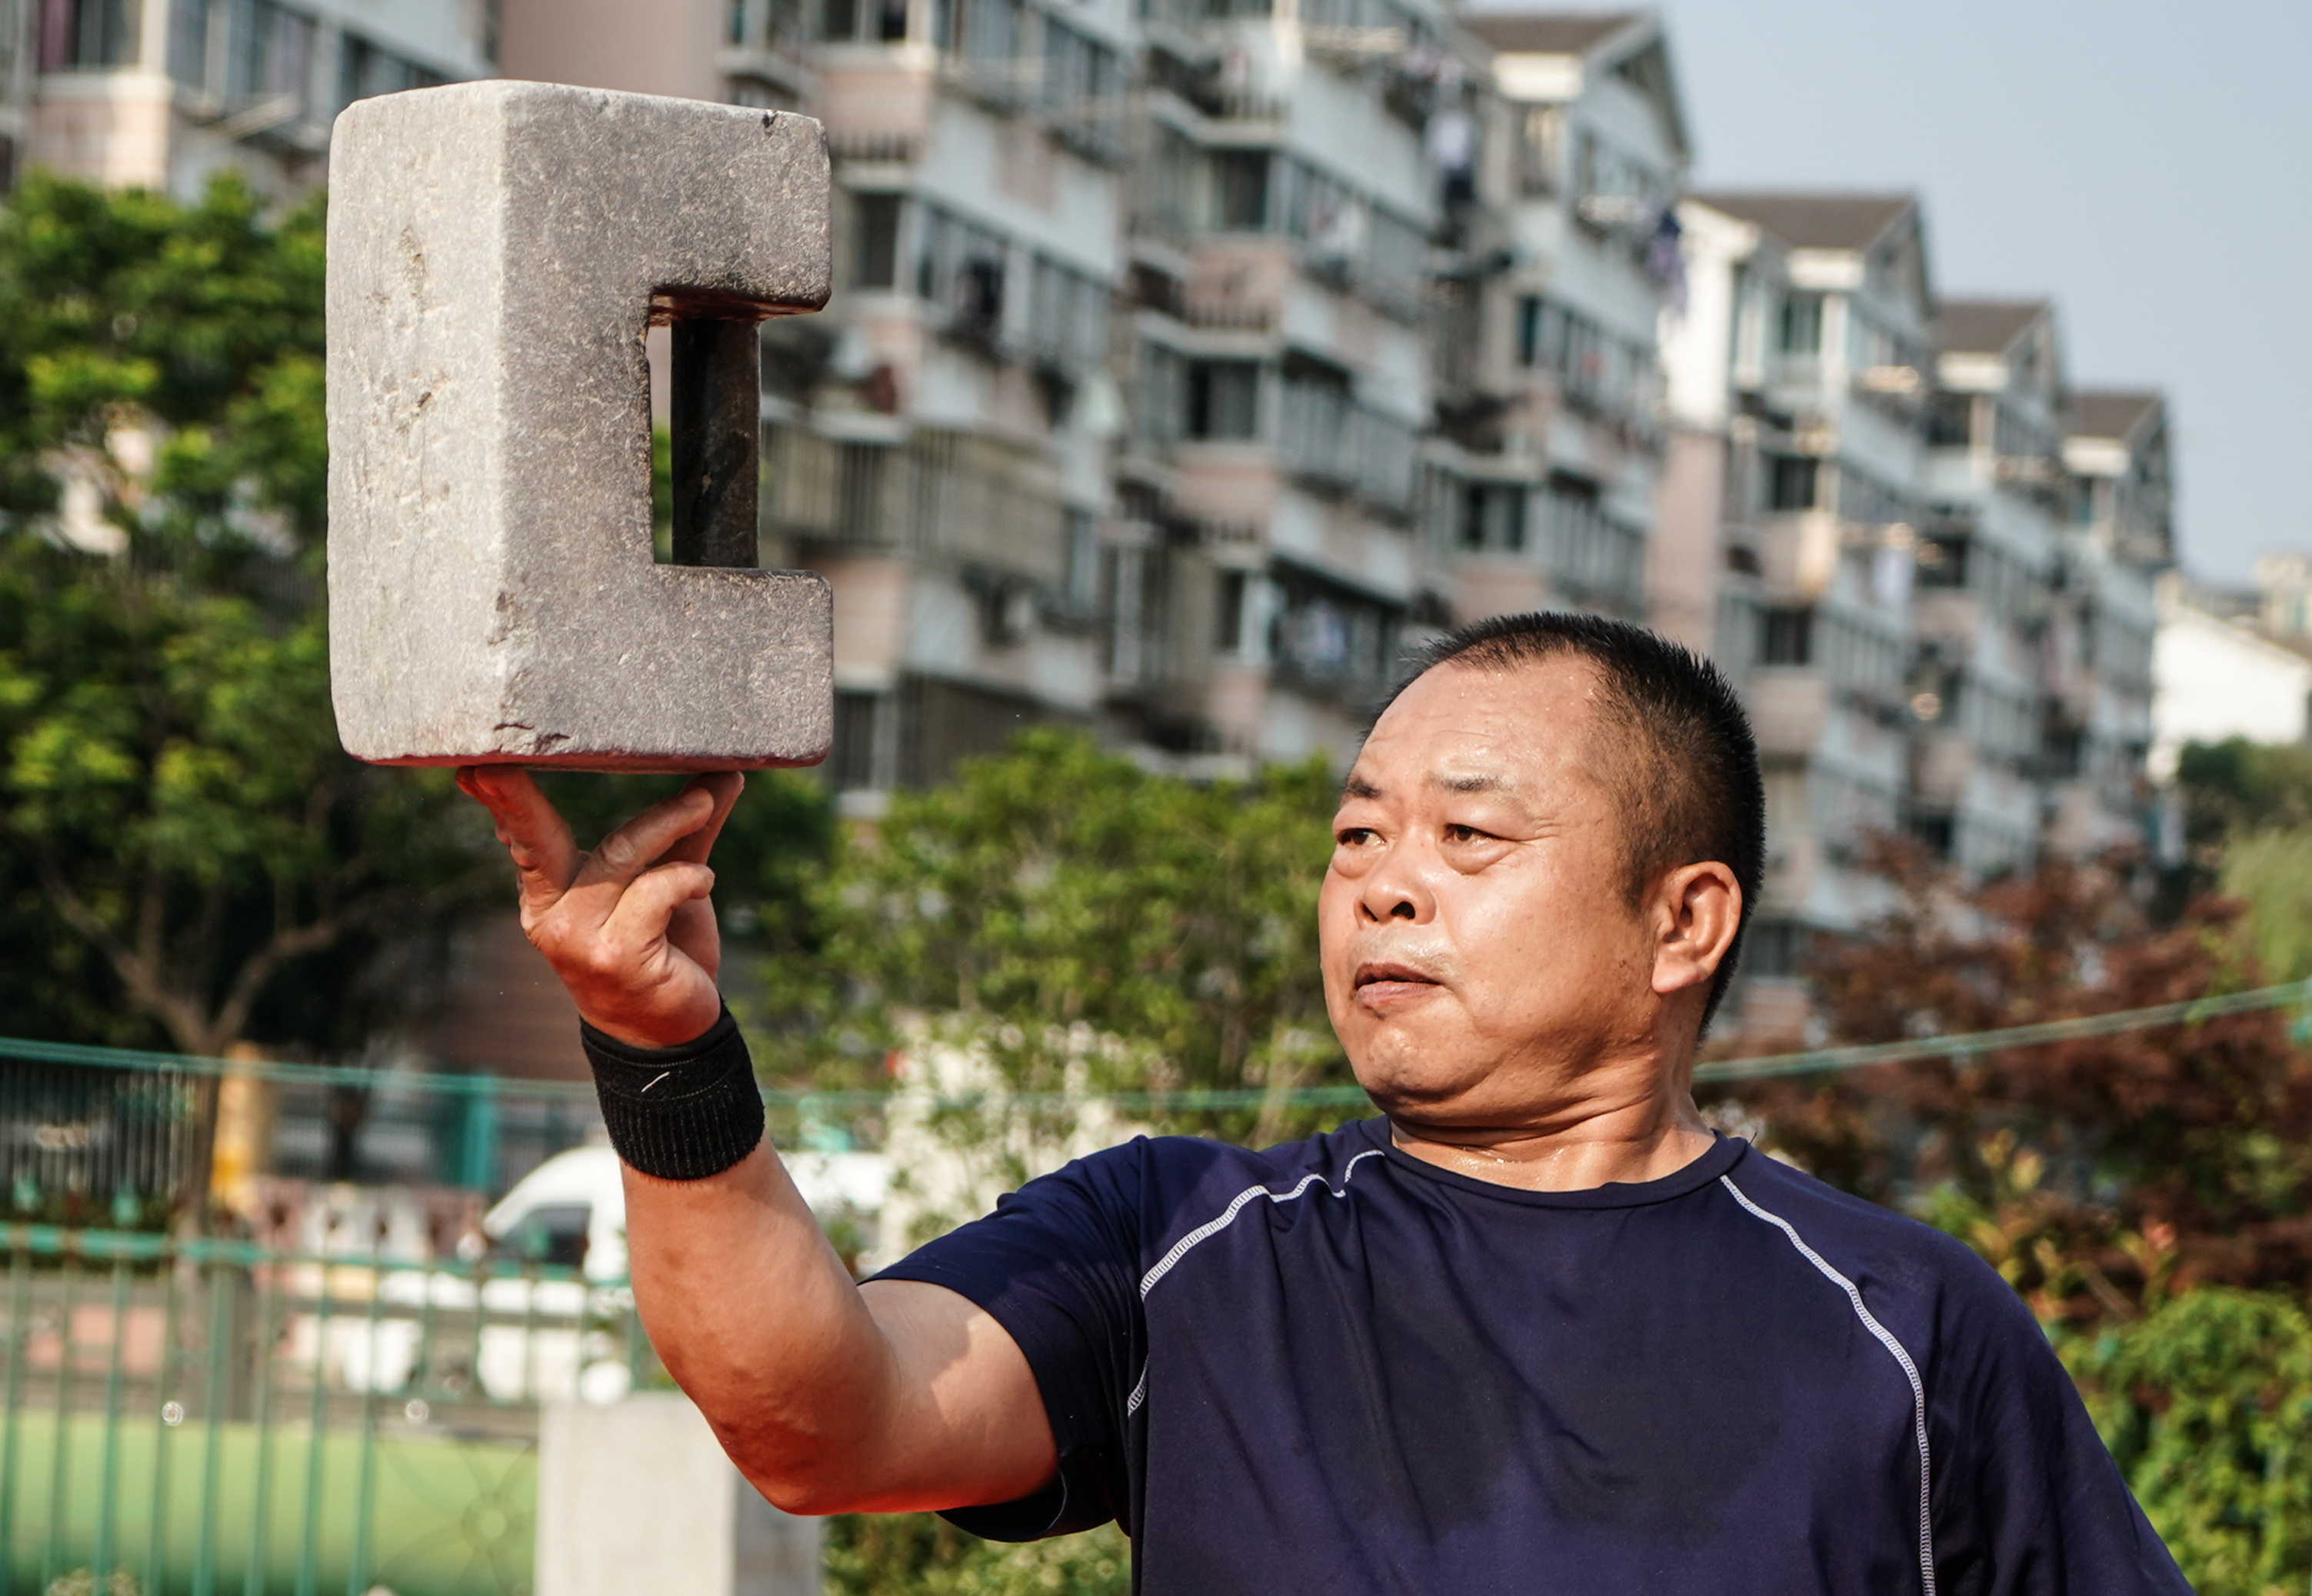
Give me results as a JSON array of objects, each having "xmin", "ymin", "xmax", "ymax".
[{"xmin": 325, "ymin": 80, "xmax": 835, "ymax": 770}]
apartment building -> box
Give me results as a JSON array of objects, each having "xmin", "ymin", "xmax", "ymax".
[
  {"xmin": 508, "ymin": 1, "xmax": 1679, "ymax": 785},
  {"xmin": 1661, "ymin": 208, "xmax": 2179, "ymax": 1039},
  {"xmin": 2, "ymin": 0, "xmax": 489, "ymax": 199},
  {"xmin": 1914, "ymin": 298, "xmax": 2071, "ymax": 875},
  {"xmin": 2045, "ymin": 388, "xmax": 2164, "ymax": 850},
  {"xmin": 1442, "ymin": 12, "xmax": 1684, "ymax": 631},
  {"xmin": 1114, "ymin": 0, "xmax": 1458, "ymax": 765},
  {"xmin": 1661, "ymin": 192, "xmax": 1927, "ymax": 994}
]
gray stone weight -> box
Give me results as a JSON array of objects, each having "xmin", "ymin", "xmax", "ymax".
[{"xmin": 326, "ymin": 80, "xmax": 835, "ymax": 771}]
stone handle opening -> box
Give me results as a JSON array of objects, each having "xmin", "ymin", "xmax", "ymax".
[{"xmin": 668, "ymin": 316, "xmax": 762, "ymax": 569}]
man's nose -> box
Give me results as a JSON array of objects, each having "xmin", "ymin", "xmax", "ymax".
[{"xmin": 1358, "ymin": 847, "xmax": 1436, "ymax": 924}]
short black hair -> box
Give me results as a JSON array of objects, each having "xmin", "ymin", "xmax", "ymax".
[{"xmin": 1388, "ymin": 611, "xmax": 1764, "ymax": 1033}]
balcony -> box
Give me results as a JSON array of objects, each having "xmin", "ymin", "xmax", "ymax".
[
  {"xmin": 1277, "ymin": 381, "xmax": 1418, "ymax": 518},
  {"xmin": 765, "ymin": 425, "xmax": 1067, "ymax": 584}
]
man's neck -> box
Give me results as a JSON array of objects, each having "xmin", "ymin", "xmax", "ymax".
[{"xmin": 1386, "ymin": 1088, "xmax": 1716, "ymax": 1193}]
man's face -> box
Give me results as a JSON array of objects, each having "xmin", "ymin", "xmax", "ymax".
[{"xmin": 1319, "ymin": 658, "xmax": 1660, "ymax": 1118}]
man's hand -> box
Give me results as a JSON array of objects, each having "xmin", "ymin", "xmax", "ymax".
[
  {"xmin": 455, "ymin": 766, "xmax": 743, "ymax": 1048},
  {"xmin": 455, "ymin": 764, "xmax": 1057, "ymax": 1516}
]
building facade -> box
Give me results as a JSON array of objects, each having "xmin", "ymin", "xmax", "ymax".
[
  {"xmin": 1656, "ymin": 200, "xmax": 2177, "ymax": 1036},
  {"xmin": 2, "ymin": 0, "xmax": 490, "ymax": 200},
  {"xmin": 495, "ymin": 3, "xmax": 1696, "ymax": 792},
  {"xmin": 1658, "ymin": 192, "xmax": 1927, "ymax": 999},
  {"xmin": 1443, "ymin": 13, "xmax": 1684, "ymax": 633}
]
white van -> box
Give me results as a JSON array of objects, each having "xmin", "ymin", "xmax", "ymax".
[{"xmin": 334, "ymin": 1143, "xmax": 889, "ymax": 1404}]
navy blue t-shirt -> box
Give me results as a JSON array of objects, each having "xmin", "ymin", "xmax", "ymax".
[{"xmin": 875, "ymin": 1121, "xmax": 2187, "ymax": 1594}]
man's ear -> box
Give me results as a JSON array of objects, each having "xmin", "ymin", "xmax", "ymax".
[{"xmin": 1650, "ymin": 861, "xmax": 1743, "ymax": 998}]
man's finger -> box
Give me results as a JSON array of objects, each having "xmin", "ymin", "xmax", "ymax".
[
  {"xmin": 573, "ymin": 785, "xmax": 720, "ymax": 892},
  {"xmin": 660, "ymin": 771, "xmax": 745, "ymax": 868},
  {"xmin": 457, "ymin": 765, "xmax": 581, "ymax": 909},
  {"xmin": 605, "ymin": 861, "xmax": 718, "ymax": 945}
]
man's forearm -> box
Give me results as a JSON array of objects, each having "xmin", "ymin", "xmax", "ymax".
[{"xmin": 621, "ymin": 1143, "xmax": 907, "ymax": 1512}]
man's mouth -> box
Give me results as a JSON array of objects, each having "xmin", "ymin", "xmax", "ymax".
[{"xmin": 1353, "ymin": 961, "xmax": 1444, "ymax": 1004}]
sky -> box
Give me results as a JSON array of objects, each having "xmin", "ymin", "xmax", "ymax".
[{"xmin": 1648, "ymin": 0, "xmax": 2311, "ymax": 585}]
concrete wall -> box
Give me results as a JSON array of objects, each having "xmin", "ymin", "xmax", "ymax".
[{"xmin": 536, "ymin": 1394, "xmax": 821, "ymax": 1596}]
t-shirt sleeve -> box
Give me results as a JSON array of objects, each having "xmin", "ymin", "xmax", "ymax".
[
  {"xmin": 1926, "ymin": 1262, "xmax": 2192, "ymax": 1596},
  {"xmin": 869, "ymin": 1139, "xmax": 1148, "ymax": 1541}
]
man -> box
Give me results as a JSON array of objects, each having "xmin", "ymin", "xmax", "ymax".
[{"xmin": 460, "ymin": 613, "xmax": 2186, "ymax": 1594}]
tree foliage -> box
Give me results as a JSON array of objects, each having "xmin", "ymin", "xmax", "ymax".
[
  {"xmin": 2066, "ymin": 1288, "xmax": 2312, "ymax": 1596},
  {"xmin": 794, "ymin": 731, "xmax": 1344, "ymax": 1140},
  {"xmin": 825, "ymin": 1513, "xmax": 1129, "ymax": 1596},
  {"xmin": 1719, "ymin": 841, "xmax": 2312, "ymax": 1318},
  {"xmin": 0, "ymin": 172, "xmax": 498, "ymax": 1057}
]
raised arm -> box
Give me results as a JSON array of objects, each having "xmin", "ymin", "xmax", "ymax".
[{"xmin": 457, "ymin": 768, "xmax": 1057, "ymax": 1514}]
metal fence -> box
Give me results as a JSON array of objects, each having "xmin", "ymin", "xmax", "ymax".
[
  {"xmin": 0, "ymin": 1221, "xmax": 654, "ymax": 1596},
  {"xmin": 1, "ymin": 1035, "xmax": 891, "ymax": 1225}
]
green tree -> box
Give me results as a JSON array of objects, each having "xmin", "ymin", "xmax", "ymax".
[
  {"xmin": 825, "ymin": 1514, "xmax": 1129, "ymax": 1596},
  {"xmin": 2065, "ymin": 1288, "xmax": 2312, "ymax": 1596},
  {"xmin": 795, "ymin": 730, "xmax": 1346, "ymax": 1140},
  {"xmin": 0, "ymin": 171, "xmax": 497, "ymax": 1058},
  {"xmin": 2175, "ymin": 738, "xmax": 2312, "ymax": 855}
]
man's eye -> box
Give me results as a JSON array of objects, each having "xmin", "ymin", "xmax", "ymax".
[
  {"xmin": 1444, "ymin": 825, "xmax": 1491, "ymax": 843},
  {"xmin": 1335, "ymin": 827, "xmax": 1376, "ymax": 847}
]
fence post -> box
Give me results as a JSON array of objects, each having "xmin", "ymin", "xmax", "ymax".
[
  {"xmin": 458, "ymin": 1080, "xmax": 499, "ymax": 1194},
  {"xmin": 535, "ymin": 1394, "xmax": 820, "ymax": 1596}
]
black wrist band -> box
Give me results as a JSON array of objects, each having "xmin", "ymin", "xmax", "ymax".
[{"xmin": 578, "ymin": 1005, "xmax": 765, "ymax": 1181}]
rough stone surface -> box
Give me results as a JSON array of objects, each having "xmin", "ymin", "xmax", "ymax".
[
  {"xmin": 535, "ymin": 1394, "xmax": 820, "ymax": 1596},
  {"xmin": 327, "ymin": 81, "xmax": 834, "ymax": 769}
]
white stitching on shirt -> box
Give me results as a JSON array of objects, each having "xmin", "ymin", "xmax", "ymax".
[
  {"xmin": 1126, "ymin": 1148, "xmax": 1384, "ymax": 1414},
  {"xmin": 1721, "ymin": 1174, "xmax": 1937, "ymax": 1596}
]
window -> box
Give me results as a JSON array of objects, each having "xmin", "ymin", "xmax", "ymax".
[
  {"xmin": 1514, "ymin": 106, "xmax": 1562, "ymax": 195},
  {"xmin": 1542, "ymin": 475, "xmax": 1644, "ymax": 611},
  {"xmin": 41, "ymin": 0, "xmax": 138, "ymax": 70},
  {"xmin": 1187, "ymin": 361, "xmax": 1260, "ymax": 440},
  {"xmin": 1837, "ymin": 464, "xmax": 1914, "ymax": 529},
  {"xmin": 1758, "ymin": 606, "xmax": 1814, "ymax": 666},
  {"xmin": 335, "ymin": 32, "xmax": 444, "ymax": 110},
  {"xmin": 1027, "ymin": 254, "xmax": 1110, "ymax": 371},
  {"xmin": 1216, "ymin": 570, "xmax": 1247, "ymax": 650},
  {"xmin": 1269, "ymin": 567, "xmax": 1403, "ymax": 698},
  {"xmin": 1911, "ymin": 813, "xmax": 1954, "ymax": 860},
  {"xmin": 1040, "ymin": 15, "xmax": 1118, "ymax": 115},
  {"xmin": 1515, "ymin": 295, "xmax": 1657, "ymax": 423},
  {"xmin": 170, "ymin": 0, "xmax": 209, "ymax": 85},
  {"xmin": 222, "ymin": 0, "xmax": 314, "ymax": 112},
  {"xmin": 851, "ymin": 193, "xmax": 901, "ymax": 288},
  {"xmin": 1362, "ymin": 207, "xmax": 1427, "ymax": 306},
  {"xmin": 494, "ymin": 1204, "xmax": 591, "ymax": 1270},
  {"xmin": 1743, "ymin": 919, "xmax": 1801, "ymax": 978},
  {"xmin": 1211, "ymin": 151, "xmax": 1269, "ymax": 231},
  {"xmin": 1278, "ymin": 363, "xmax": 1350, "ymax": 482},
  {"xmin": 1134, "ymin": 342, "xmax": 1184, "ymax": 451},
  {"xmin": 1457, "ymin": 483, "xmax": 1527, "ymax": 552},
  {"xmin": 957, "ymin": 0, "xmax": 1023, "ymax": 63},
  {"xmin": 831, "ymin": 691, "xmax": 884, "ymax": 790},
  {"xmin": 1916, "ymin": 532, "xmax": 1968, "ymax": 589},
  {"xmin": 1926, "ymin": 392, "xmax": 1974, "ymax": 448},
  {"xmin": 1136, "ymin": 355, "xmax": 1193, "ymax": 455},
  {"xmin": 1779, "ymin": 294, "xmax": 1823, "ymax": 355},
  {"xmin": 1766, "ymin": 456, "xmax": 1818, "ymax": 511},
  {"xmin": 915, "ymin": 203, "xmax": 1008, "ymax": 336},
  {"xmin": 1061, "ymin": 510, "xmax": 1103, "ymax": 612},
  {"xmin": 820, "ymin": 0, "xmax": 903, "ymax": 40}
]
